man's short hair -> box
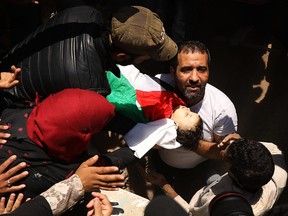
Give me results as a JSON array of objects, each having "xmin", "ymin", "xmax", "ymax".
[
  {"xmin": 225, "ymin": 138, "xmax": 274, "ymax": 192},
  {"xmin": 170, "ymin": 40, "xmax": 211, "ymax": 69}
]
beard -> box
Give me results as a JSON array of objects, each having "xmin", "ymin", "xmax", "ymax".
[{"xmin": 182, "ymin": 84, "xmax": 205, "ymax": 102}]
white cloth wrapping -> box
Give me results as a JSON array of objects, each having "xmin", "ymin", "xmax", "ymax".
[{"xmin": 124, "ymin": 118, "xmax": 181, "ymax": 158}]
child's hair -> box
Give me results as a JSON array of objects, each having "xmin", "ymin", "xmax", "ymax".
[
  {"xmin": 225, "ymin": 138, "xmax": 274, "ymax": 192},
  {"xmin": 176, "ymin": 116, "xmax": 203, "ymax": 150}
]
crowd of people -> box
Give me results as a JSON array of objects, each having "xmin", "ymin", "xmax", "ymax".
[{"xmin": 0, "ymin": 0, "xmax": 287, "ymax": 216}]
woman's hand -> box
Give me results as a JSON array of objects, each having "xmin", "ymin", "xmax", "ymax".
[
  {"xmin": 0, "ymin": 120, "xmax": 10, "ymax": 144},
  {"xmin": 0, "ymin": 155, "xmax": 28, "ymax": 195},
  {"xmin": 86, "ymin": 192, "xmax": 113, "ymax": 216},
  {"xmin": 0, "ymin": 65, "xmax": 21, "ymax": 89},
  {"xmin": 0, "ymin": 193, "xmax": 30, "ymax": 214}
]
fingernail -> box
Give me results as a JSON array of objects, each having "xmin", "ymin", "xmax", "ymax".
[
  {"xmin": 0, "ymin": 140, "xmax": 7, "ymax": 144},
  {"xmin": 20, "ymin": 162, "xmax": 27, "ymax": 166},
  {"xmin": 4, "ymin": 133, "xmax": 11, "ymax": 138}
]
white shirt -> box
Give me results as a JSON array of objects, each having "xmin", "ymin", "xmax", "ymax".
[{"xmin": 156, "ymin": 74, "xmax": 238, "ymax": 168}]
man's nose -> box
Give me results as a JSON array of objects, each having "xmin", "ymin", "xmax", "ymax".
[{"xmin": 188, "ymin": 70, "xmax": 199, "ymax": 82}]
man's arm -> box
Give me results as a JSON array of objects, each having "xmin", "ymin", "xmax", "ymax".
[
  {"xmin": 143, "ymin": 169, "xmax": 190, "ymax": 213},
  {"xmin": 195, "ymin": 133, "xmax": 242, "ymax": 160}
]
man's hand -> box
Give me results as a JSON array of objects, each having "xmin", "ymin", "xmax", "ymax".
[
  {"xmin": 144, "ymin": 170, "xmax": 168, "ymax": 188},
  {"xmin": 75, "ymin": 155, "xmax": 125, "ymax": 191},
  {"xmin": 86, "ymin": 192, "xmax": 113, "ymax": 216},
  {"xmin": 217, "ymin": 133, "xmax": 241, "ymax": 148},
  {"xmin": 0, "ymin": 155, "xmax": 28, "ymax": 195},
  {"xmin": 0, "ymin": 65, "xmax": 21, "ymax": 89}
]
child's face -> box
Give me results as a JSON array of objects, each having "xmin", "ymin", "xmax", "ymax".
[{"xmin": 171, "ymin": 105, "xmax": 200, "ymax": 131}]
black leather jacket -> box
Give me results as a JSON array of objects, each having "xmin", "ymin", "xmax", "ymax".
[{"xmin": 0, "ymin": 5, "xmax": 118, "ymax": 107}]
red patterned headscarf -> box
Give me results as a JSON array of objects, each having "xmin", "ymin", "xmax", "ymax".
[{"xmin": 26, "ymin": 88, "xmax": 115, "ymax": 163}]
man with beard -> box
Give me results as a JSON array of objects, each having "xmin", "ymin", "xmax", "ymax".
[{"xmin": 126, "ymin": 40, "xmax": 238, "ymax": 200}]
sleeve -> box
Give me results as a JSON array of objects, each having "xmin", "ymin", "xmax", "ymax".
[
  {"xmin": 213, "ymin": 102, "xmax": 238, "ymax": 136},
  {"xmin": 124, "ymin": 118, "xmax": 181, "ymax": 158},
  {"xmin": 174, "ymin": 195, "xmax": 191, "ymax": 213},
  {"xmin": 7, "ymin": 196, "xmax": 53, "ymax": 216},
  {"xmin": 40, "ymin": 174, "xmax": 85, "ymax": 216}
]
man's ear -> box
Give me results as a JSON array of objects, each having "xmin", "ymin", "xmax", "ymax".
[{"xmin": 112, "ymin": 52, "xmax": 128, "ymax": 62}]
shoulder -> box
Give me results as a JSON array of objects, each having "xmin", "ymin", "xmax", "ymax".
[
  {"xmin": 205, "ymin": 84, "xmax": 233, "ymax": 101},
  {"xmin": 203, "ymin": 84, "xmax": 236, "ymax": 112}
]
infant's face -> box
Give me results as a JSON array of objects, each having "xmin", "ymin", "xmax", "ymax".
[{"xmin": 171, "ymin": 105, "xmax": 200, "ymax": 131}]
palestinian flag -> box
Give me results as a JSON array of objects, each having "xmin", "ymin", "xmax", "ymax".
[{"xmin": 106, "ymin": 65, "xmax": 186, "ymax": 123}]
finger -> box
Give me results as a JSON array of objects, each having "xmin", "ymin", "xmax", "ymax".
[
  {"xmin": 80, "ymin": 155, "xmax": 99, "ymax": 168},
  {"xmin": 12, "ymin": 193, "xmax": 24, "ymax": 211},
  {"xmin": 8, "ymin": 80, "xmax": 20, "ymax": 88},
  {"xmin": 0, "ymin": 197, "xmax": 6, "ymax": 213},
  {"xmin": 0, "ymin": 132, "xmax": 11, "ymax": 138},
  {"xmin": 10, "ymin": 65, "xmax": 20, "ymax": 75},
  {"xmin": 2, "ymin": 163, "xmax": 27, "ymax": 181},
  {"xmin": 87, "ymin": 208, "xmax": 94, "ymax": 216},
  {"xmin": 0, "ymin": 124, "xmax": 9, "ymax": 130},
  {"xmin": 5, "ymin": 184, "xmax": 26, "ymax": 194},
  {"xmin": 12, "ymin": 67, "xmax": 22, "ymax": 79},
  {"xmin": 93, "ymin": 166, "xmax": 120, "ymax": 175},
  {"xmin": 7, "ymin": 170, "xmax": 29, "ymax": 183},
  {"xmin": 96, "ymin": 193, "xmax": 111, "ymax": 207},
  {"xmin": 0, "ymin": 155, "xmax": 17, "ymax": 174},
  {"xmin": 93, "ymin": 198, "xmax": 102, "ymax": 216},
  {"xmin": 0, "ymin": 131, "xmax": 11, "ymax": 144},
  {"xmin": 94, "ymin": 175, "xmax": 125, "ymax": 186},
  {"xmin": 5, "ymin": 193, "xmax": 16, "ymax": 213},
  {"xmin": 86, "ymin": 198, "xmax": 95, "ymax": 209},
  {"xmin": 98, "ymin": 186, "xmax": 119, "ymax": 191}
]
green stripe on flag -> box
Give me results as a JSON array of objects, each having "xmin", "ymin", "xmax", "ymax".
[{"xmin": 106, "ymin": 71, "xmax": 148, "ymax": 123}]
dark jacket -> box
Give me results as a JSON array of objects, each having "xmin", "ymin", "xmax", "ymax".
[{"xmin": 0, "ymin": 5, "xmax": 118, "ymax": 107}]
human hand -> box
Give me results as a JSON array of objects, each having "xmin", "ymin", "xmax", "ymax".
[
  {"xmin": 144, "ymin": 170, "xmax": 168, "ymax": 188},
  {"xmin": 217, "ymin": 133, "xmax": 241, "ymax": 148},
  {"xmin": 0, "ymin": 193, "xmax": 30, "ymax": 214},
  {"xmin": 0, "ymin": 120, "xmax": 10, "ymax": 144},
  {"xmin": 0, "ymin": 155, "xmax": 28, "ymax": 195},
  {"xmin": 86, "ymin": 192, "xmax": 113, "ymax": 216},
  {"xmin": 75, "ymin": 155, "xmax": 125, "ymax": 191},
  {"xmin": 0, "ymin": 65, "xmax": 21, "ymax": 89}
]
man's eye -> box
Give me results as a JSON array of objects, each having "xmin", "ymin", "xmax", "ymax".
[
  {"xmin": 197, "ymin": 66, "xmax": 207, "ymax": 72},
  {"xmin": 180, "ymin": 66, "xmax": 193, "ymax": 73}
]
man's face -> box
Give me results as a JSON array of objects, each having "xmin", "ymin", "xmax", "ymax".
[{"xmin": 172, "ymin": 51, "xmax": 209, "ymax": 106}]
